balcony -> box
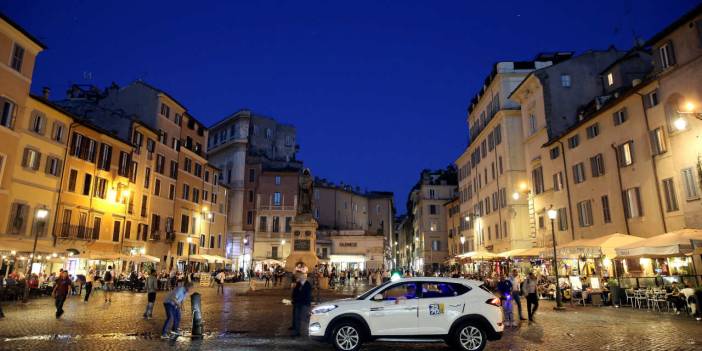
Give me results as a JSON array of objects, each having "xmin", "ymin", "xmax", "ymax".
[
  {"xmin": 257, "ymin": 204, "xmax": 296, "ymax": 211},
  {"xmin": 149, "ymin": 230, "xmax": 161, "ymax": 241},
  {"xmin": 165, "ymin": 231, "xmax": 176, "ymax": 242},
  {"xmin": 56, "ymin": 223, "xmax": 95, "ymax": 241}
]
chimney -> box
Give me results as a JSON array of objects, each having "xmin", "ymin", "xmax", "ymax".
[{"xmin": 42, "ymin": 87, "xmax": 51, "ymax": 99}]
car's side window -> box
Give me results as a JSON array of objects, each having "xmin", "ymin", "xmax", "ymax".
[
  {"xmin": 421, "ymin": 282, "xmax": 470, "ymax": 298},
  {"xmin": 380, "ymin": 283, "xmax": 418, "ymax": 301}
]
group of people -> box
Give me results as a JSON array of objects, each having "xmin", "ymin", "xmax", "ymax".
[{"xmin": 495, "ymin": 270, "xmax": 540, "ymax": 326}]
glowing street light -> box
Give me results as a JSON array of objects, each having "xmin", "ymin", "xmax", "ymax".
[
  {"xmin": 36, "ymin": 208, "xmax": 49, "ymax": 219},
  {"xmin": 512, "ymin": 192, "xmax": 520, "ymax": 200},
  {"xmin": 674, "ymin": 117, "xmax": 688, "ymax": 131}
]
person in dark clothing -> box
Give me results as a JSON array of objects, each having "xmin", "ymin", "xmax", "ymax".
[
  {"xmin": 290, "ymin": 272, "xmax": 312, "ymax": 337},
  {"xmin": 53, "ymin": 271, "xmax": 71, "ymax": 319}
]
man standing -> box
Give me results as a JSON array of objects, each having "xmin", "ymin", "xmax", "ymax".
[
  {"xmin": 215, "ymin": 270, "xmax": 226, "ymax": 295},
  {"xmin": 144, "ymin": 269, "xmax": 158, "ymax": 319},
  {"xmin": 84, "ymin": 269, "xmax": 95, "ymax": 302},
  {"xmin": 496, "ymin": 275, "xmax": 513, "ymax": 327},
  {"xmin": 290, "ymin": 272, "xmax": 312, "ymax": 337},
  {"xmin": 524, "ymin": 272, "xmax": 539, "ymax": 322},
  {"xmin": 103, "ymin": 266, "xmax": 114, "ymax": 303},
  {"xmin": 509, "ymin": 269, "xmax": 526, "ymax": 321},
  {"xmin": 161, "ymin": 281, "xmax": 192, "ymax": 338},
  {"xmin": 52, "ymin": 271, "xmax": 71, "ymax": 319}
]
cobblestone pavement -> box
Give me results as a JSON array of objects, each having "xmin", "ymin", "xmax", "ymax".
[{"xmin": 1, "ymin": 281, "xmax": 701, "ymax": 351}]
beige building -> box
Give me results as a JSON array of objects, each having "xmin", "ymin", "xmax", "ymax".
[
  {"xmin": 444, "ymin": 197, "xmax": 462, "ymax": 260},
  {"xmin": 455, "ymin": 56, "xmax": 571, "ymax": 255},
  {"xmin": 313, "ymin": 179, "xmax": 394, "ymax": 270}
]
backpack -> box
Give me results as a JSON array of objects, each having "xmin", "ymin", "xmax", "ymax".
[{"xmin": 104, "ymin": 271, "xmax": 112, "ymax": 282}]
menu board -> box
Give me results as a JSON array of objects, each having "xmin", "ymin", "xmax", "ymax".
[{"xmin": 200, "ymin": 274, "xmax": 211, "ymax": 287}]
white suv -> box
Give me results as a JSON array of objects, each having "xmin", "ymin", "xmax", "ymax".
[{"xmin": 309, "ymin": 277, "xmax": 503, "ymax": 351}]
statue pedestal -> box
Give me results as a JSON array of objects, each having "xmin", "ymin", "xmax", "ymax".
[{"xmin": 285, "ymin": 214, "xmax": 319, "ymax": 273}]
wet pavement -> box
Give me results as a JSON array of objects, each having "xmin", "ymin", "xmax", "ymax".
[{"xmin": 1, "ymin": 281, "xmax": 701, "ymax": 350}]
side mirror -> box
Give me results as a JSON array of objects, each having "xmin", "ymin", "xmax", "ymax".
[{"xmin": 372, "ymin": 293, "xmax": 383, "ymax": 301}]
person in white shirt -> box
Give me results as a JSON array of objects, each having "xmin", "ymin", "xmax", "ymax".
[
  {"xmin": 84, "ymin": 269, "xmax": 95, "ymax": 302},
  {"xmin": 524, "ymin": 272, "xmax": 539, "ymax": 321},
  {"xmin": 215, "ymin": 271, "xmax": 226, "ymax": 295},
  {"xmin": 509, "ymin": 269, "xmax": 526, "ymax": 321}
]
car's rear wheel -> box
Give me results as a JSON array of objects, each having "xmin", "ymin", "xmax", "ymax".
[
  {"xmin": 452, "ymin": 322, "xmax": 487, "ymax": 351},
  {"xmin": 331, "ymin": 321, "xmax": 363, "ymax": 351}
]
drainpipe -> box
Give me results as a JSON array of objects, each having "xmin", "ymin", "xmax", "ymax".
[
  {"xmin": 51, "ymin": 122, "xmax": 78, "ymax": 247},
  {"xmin": 611, "ymin": 144, "xmax": 631, "ymax": 235},
  {"xmin": 557, "ymin": 140, "xmax": 577, "ymax": 241},
  {"xmin": 635, "ymin": 92, "xmax": 668, "ymax": 234}
]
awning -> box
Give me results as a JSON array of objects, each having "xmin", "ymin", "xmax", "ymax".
[
  {"xmin": 189, "ymin": 254, "xmax": 232, "ymax": 264},
  {"xmin": 456, "ymin": 251, "xmax": 499, "ymax": 260},
  {"xmin": 616, "ymin": 229, "xmax": 702, "ymax": 258},
  {"xmin": 329, "ymin": 254, "xmax": 366, "ymax": 263},
  {"xmin": 130, "ymin": 254, "xmax": 160, "ymax": 263},
  {"xmin": 559, "ymin": 233, "xmax": 645, "ymax": 258},
  {"xmin": 259, "ymin": 258, "xmax": 284, "ymax": 266},
  {"xmin": 0, "ymin": 239, "xmax": 56, "ymax": 253}
]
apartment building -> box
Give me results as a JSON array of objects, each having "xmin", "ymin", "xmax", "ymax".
[
  {"xmin": 407, "ymin": 168, "xmax": 457, "ymax": 272},
  {"xmin": 444, "ymin": 197, "xmax": 461, "ymax": 260},
  {"xmin": 312, "ymin": 179, "xmax": 394, "ymax": 270},
  {"xmin": 455, "ymin": 55, "xmax": 573, "ymax": 254}
]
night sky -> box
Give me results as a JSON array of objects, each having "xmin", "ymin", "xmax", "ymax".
[{"xmin": 2, "ymin": 1, "xmax": 697, "ymax": 213}]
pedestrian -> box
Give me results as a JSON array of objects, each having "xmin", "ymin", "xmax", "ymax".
[
  {"xmin": 264, "ymin": 271, "xmax": 271, "ymax": 288},
  {"xmin": 290, "ymin": 272, "xmax": 312, "ymax": 337},
  {"xmin": 161, "ymin": 281, "xmax": 193, "ymax": 339},
  {"xmin": 144, "ymin": 269, "xmax": 158, "ymax": 319},
  {"xmin": 84, "ymin": 269, "xmax": 95, "ymax": 302},
  {"xmin": 496, "ymin": 274, "xmax": 514, "ymax": 327},
  {"xmin": 509, "ymin": 269, "xmax": 526, "ymax": 321},
  {"xmin": 215, "ymin": 270, "xmax": 225, "ymax": 295},
  {"xmin": 103, "ymin": 266, "xmax": 114, "ymax": 303},
  {"xmin": 524, "ymin": 272, "xmax": 539, "ymax": 322},
  {"xmin": 52, "ymin": 270, "xmax": 71, "ymax": 319}
]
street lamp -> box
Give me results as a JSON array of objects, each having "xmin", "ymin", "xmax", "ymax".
[
  {"xmin": 547, "ymin": 207, "xmax": 564, "ymax": 310},
  {"xmin": 24, "ymin": 207, "xmax": 49, "ymax": 302},
  {"xmin": 674, "ymin": 100, "xmax": 702, "ymax": 131},
  {"xmin": 460, "ymin": 236, "xmax": 466, "ymax": 254},
  {"xmin": 186, "ymin": 236, "xmax": 193, "ymax": 275}
]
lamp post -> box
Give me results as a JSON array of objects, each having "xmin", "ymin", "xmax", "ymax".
[
  {"xmin": 23, "ymin": 207, "xmax": 49, "ymax": 302},
  {"xmin": 548, "ymin": 207, "xmax": 564, "ymax": 310},
  {"xmin": 281, "ymin": 239, "xmax": 286, "ymax": 260},
  {"xmin": 186, "ymin": 236, "xmax": 193, "ymax": 276}
]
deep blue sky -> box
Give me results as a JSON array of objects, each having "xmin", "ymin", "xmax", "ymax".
[{"xmin": 3, "ymin": 1, "xmax": 698, "ymax": 213}]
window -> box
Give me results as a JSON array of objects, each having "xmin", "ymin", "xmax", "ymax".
[
  {"xmin": 98, "ymin": 144, "xmax": 112, "ymax": 171},
  {"xmin": 568, "ymin": 135, "xmax": 580, "ymax": 149},
  {"xmin": 1, "ymin": 99, "xmax": 15, "ymax": 128},
  {"xmin": 590, "ymin": 154, "xmax": 605, "ymax": 177},
  {"xmin": 577, "ymin": 200, "xmax": 594, "ymax": 227},
  {"xmin": 93, "ymin": 177, "xmax": 107, "ymax": 199},
  {"xmin": 144, "ymin": 167, "xmax": 151, "ymax": 189},
  {"xmin": 129, "ymin": 161, "xmax": 138, "ymax": 183},
  {"xmin": 68, "ymin": 169, "xmax": 78, "ymax": 192},
  {"xmin": 192, "ymin": 188, "xmax": 199, "ymax": 204},
  {"xmin": 169, "ymin": 184, "xmax": 175, "ymax": 200},
  {"xmin": 249, "ymin": 169, "xmax": 255, "ymax": 183},
  {"xmin": 553, "ymin": 172, "xmax": 564, "ymax": 191},
  {"xmin": 92, "ymin": 217, "xmax": 101, "ymax": 240},
  {"xmin": 155, "ymin": 154, "xmax": 165, "ymax": 174},
  {"xmin": 613, "ymin": 108, "xmax": 628, "ymax": 125},
  {"xmin": 557, "ymin": 208, "xmax": 568, "ymax": 231},
  {"xmin": 30, "ymin": 111, "xmax": 45, "ymax": 135},
  {"xmin": 549, "ymin": 147, "xmax": 560, "ymax": 160},
  {"xmin": 265, "ymin": 128, "xmax": 272, "ymax": 138},
  {"xmin": 623, "ymin": 187, "xmax": 643, "ymax": 218},
  {"xmin": 7, "ymin": 202, "xmax": 29, "ymax": 234},
  {"xmin": 662, "ymin": 178, "xmax": 679, "ymax": 212},
  {"xmin": 22, "ymin": 148, "xmax": 41, "ymax": 170},
  {"xmin": 572, "ymin": 163, "xmax": 586, "ymax": 184},
  {"xmin": 607, "ymin": 72, "xmax": 614, "ymax": 86},
  {"xmin": 246, "ymin": 211, "xmax": 253, "ymax": 225},
  {"xmin": 380, "ymin": 283, "xmax": 418, "ymax": 301},
  {"xmin": 646, "ymin": 90, "xmax": 659, "ymax": 108},
  {"xmin": 218, "ymin": 234, "xmax": 222, "ymax": 248},
  {"xmin": 561, "ymin": 74, "xmax": 571, "ymax": 87},
  {"xmin": 140, "ymin": 195, "xmax": 148, "ymax": 217},
  {"xmin": 82, "ymin": 174, "xmax": 92, "ymax": 196},
  {"xmin": 429, "ymin": 189, "xmax": 436, "ymax": 199},
  {"xmin": 45, "ymin": 156, "xmax": 61, "ymax": 176},
  {"xmin": 170, "ymin": 161, "xmax": 178, "ymax": 179},
  {"xmin": 194, "ymin": 163, "xmax": 202, "ymax": 177},
  {"xmin": 210, "ymin": 235, "xmax": 215, "ymax": 249},
  {"xmin": 180, "ymin": 214, "xmax": 189, "ymax": 233},
  {"xmin": 650, "ymin": 127, "xmax": 667, "ymax": 155},
  {"xmin": 160, "ymin": 103, "xmax": 170, "ymax": 118},
  {"xmin": 259, "ymin": 216, "xmax": 268, "ymax": 232},
  {"xmin": 184, "ymin": 158, "xmax": 192, "ymax": 172},
  {"xmin": 538, "ymin": 215, "xmax": 545, "ymax": 229},
  {"xmin": 601, "ymin": 195, "xmax": 612, "ymax": 223},
  {"xmin": 681, "ymin": 168, "xmax": 700, "ymax": 200},
  {"xmin": 275, "ymin": 176, "xmax": 281, "ymax": 185},
  {"xmin": 272, "ymin": 216, "xmax": 280, "ymax": 233},
  {"xmin": 182, "ymin": 184, "xmax": 190, "ymax": 200},
  {"xmin": 248, "ymin": 190, "xmax": 254, "ymax": 203},
  {"xmin": 617, "ymin": 141, "xmax": 634, "ymax": 167},
  {"xmin": 659, "ymin": 42, "xmax": 676, "ymax": 70},
  {"xmin": 200, "ymin": 234, "xmax": 205, "ymax": 248},
  {"xmin": 429, "ymin": 205, "xmax": 437, "ymax": 215},
  {"xmin": 431, "ymin": 240, "xmax": 441, "ymax": 251},
  {"xmin": 586, "ymin": 123, "xmax": 599, "ymax": 139},
  {"xmin": 10, "ymin": 44, "xmax": 25, "ymax": 72},
  {"xmin": 528, "ymin": 114, "xmax": 537, "ymax": 135},
  {"xmin": 118, "ymin": 151, "xmax": 130, "ymax": 177},
  {"xmin": 285, "ymin": 217, "xmax": 292, "ymax": 232},
  {"xmin": 177, "ymin": 242, "xmax": 184, "ymax": 256},
  {"xmin": 112, "ymin": 220, "xmax": 121, "ymax": 242},
  {"xmin": 273, "ymin": 192, "xmax": 281, "ymax": 206},
  {"xmin": 51, "ymin": 122, "xmax": 65, "ymax": 143},
  {"xmin": 532, "ymin": 167, "xmax": 544, "ymax": 194}
]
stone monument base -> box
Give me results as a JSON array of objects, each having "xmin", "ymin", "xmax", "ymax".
[{"xmin": 284, "ymin": 214, "xmax": 319, "ymax": 273}]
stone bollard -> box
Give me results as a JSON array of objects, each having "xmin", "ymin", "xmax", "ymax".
[{"xmin": 191, "ymin": 292, "xmax": 204, "ymax": 339}]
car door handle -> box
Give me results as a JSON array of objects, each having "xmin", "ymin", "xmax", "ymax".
[
  {"xmin": 449, "ymin": 304, "xmax": 463, "ymax": 308},
  {"xmin": 404, "ymin": 307, "xmax": 417, "ymax": 310},
  {"xmin": 370, "ymin": 307, "xmax": 384, "ymax": 311}
]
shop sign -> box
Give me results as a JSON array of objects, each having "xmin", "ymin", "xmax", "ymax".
[{"xmin": 340, "ymin": 242, "xmax": 358, "ymax": 247}]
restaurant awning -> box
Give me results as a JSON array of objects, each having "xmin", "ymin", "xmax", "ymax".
[
  {"xmin": 130, "ymin": 254, "xmax": 160, "ymax": 263},
  {"xmin": 559, "ymin": 233, "xmax": 645, "ymax": 258},
  {"xmin": 615, "ymin": 229, "xmax": 702, "ymax": 258},
  {"xmin": 189, "ymin": 254, "xmax": 232, "ymax": 264},
  {"xmin": 0, "ymin": 239, "xmax": 56, "ymax": 254},
  {"xmin": 456, "ymin": 251, "xmax": 499, "ymax": 260}
]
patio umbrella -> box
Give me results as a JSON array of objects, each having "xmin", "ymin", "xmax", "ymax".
[
  {"xmin": 560, "ymin": 233, "xmax": 645, "ymax": 258},
  {"xmin": 615, "ymin": 229, "xmax": 702, "ymax": 258}
]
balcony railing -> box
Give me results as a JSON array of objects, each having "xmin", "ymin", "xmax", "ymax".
[
  {"xmin": 257, "ymin": 204, "xmax": 296, "ymax": 211},
  {"xmin": 56, "ymin": 223, "xmax": 95, "ymax": 240},
  {"xmin": 165, "ymin": 231, "xmax": 176, "ymax": 242},
  {"xmin": 149, "ymin": 230, "xmax": 161, "ymax": 241}
]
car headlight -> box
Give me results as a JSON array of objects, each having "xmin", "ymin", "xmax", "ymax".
[
  {"xmin": 311, "ymin": 304, "xmax": 338, "ymax": 314},
  {"xmin": 309, "ymin": 322, "xmax": 322, "ymax": 332}
]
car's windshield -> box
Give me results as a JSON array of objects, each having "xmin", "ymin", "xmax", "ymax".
[{"xmin": 356, "ymin": 280, "xmax": 392, "ymax": 300}]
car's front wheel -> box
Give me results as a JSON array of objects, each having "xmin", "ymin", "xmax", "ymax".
[
  {"xmin": 452, "ymin": 322, "xmax": 487, "ymax": 351},
  {"xmin": 331, "ymin": 321, "xmax": 363, "ymax": 351}
]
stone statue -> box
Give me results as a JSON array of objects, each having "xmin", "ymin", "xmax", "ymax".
[{"xmin": 298, "ymin": 168, "xmax": 314, "ymax": 216}]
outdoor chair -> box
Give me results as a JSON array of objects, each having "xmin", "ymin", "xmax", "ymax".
[
  {"xmin": 651, "ymin": 292, "xmax": 669, "ymax": 312},
  {"xmin": 633, "ymin": 290, "xmax": 648, "ymax": 309},
  {"xmin": 625, "ymin": 289, "xmax": 635, "ymax": 307}
]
